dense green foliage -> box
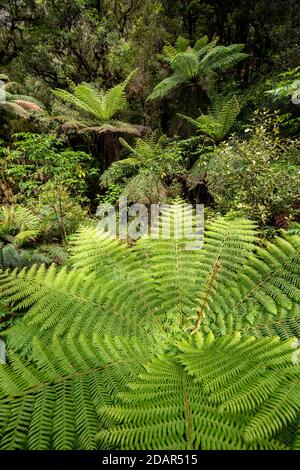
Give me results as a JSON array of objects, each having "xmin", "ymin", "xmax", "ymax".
[
  {"xmin": 0, "ymin": 1, "xmax": 299, "ymax": 228},
  {"xmin": 53, "ymin": 71, "xmax": 139, "ymax": 133},
  {"xmin": 0, "ymin": 0, "xmax": 299, "ymax": 451}
]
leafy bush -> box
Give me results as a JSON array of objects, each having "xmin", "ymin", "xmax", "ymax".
[
  {"xmin": 2, "ymin": 132, "xmax": 98, "ymax": 203},
  {"xmin": 204, "ymin": 125, "xmax": 300, "ymax": 227},
  {"xmin": 266, "ymin": 66, "xmax": 300, "ymax": 105},
  {"xmin": 32, "ymin": 184, "xmax": 89, "ymax": 244}
]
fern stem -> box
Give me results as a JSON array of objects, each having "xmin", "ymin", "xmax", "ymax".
[{"xmin": 191, "ymin": 259, "xmax": 222, "ymax": 335}]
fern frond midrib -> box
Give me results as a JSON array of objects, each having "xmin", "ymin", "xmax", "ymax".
[{"xmin": 192, "ymin": 229, "xmax": 230, "ymax": 333}]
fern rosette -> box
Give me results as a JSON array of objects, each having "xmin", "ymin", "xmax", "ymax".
[{"xmin": 0, "ymin": 204, "xmax": 299, "ymax": 449}]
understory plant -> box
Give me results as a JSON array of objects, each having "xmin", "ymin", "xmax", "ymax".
[
  {"xmin": 266, "ymin": 66, "xmax": 300, "ymax": 106},
  {"xmin": 3, "ymin": 132, "xmax": 97, "ymax": 204},
  {"xmin": 178, "ymin": 95, "xmax": 240, "ymax": 143},
  {"xmin": 204, "ymin": 125, "xmax": 300, "ymax": 227},
  {"xmin": 34, "ymin": 184, "xmax": 89, "ymax": 244},
  {"xmin": 100, "ymin": 132, "xmax": 183, "ymax": 204},
  {"xmin": 0, "ymin": 205, "xmax": 51, "ymax": 268},
  {"xmin": 0, "ymin": 133, "xmax": 95, "ymax": 243},
  {"xmin": 0, "ymin": 203, "xmax": 299, "ymax": 449}
]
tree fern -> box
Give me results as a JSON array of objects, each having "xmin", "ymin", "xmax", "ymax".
[
  {"xmin": 0, "ymin": 76, "xmax": 43, "ymax": 118},
  {"xmin": 178, "ymin": 96, "xmax": 240, "ymax": 141},
  {"xmin": 147, "ymin": 37, "xmax": 247, "ymax": 102},
  {"xmin": 53, "ymin": 71, "xmax": 141, "ymax": 135},
  {"xmin": 0, "ymin": 206, "xmax": 299, "ymax": 449},
  {"xmin": 101, "ymin": 131, "xmax": 169, "ymax": 184}
]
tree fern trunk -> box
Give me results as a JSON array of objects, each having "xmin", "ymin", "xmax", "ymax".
[
  {"xmin": 92, "ymin": 131, "xmax": 120, "ymax": 172},
  {"xmin": 169, "ymin": 84, "xmax": 210, "ymax": 137}
]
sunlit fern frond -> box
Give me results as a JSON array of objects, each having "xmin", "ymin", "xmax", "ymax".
[
  {"xmin": 0, "ymin": 334, "xmax": 150, "ymax": 449},
  {"xmin": 199, "ymin": 234, "xmax": 300, "ymax": 339},
  {"xmin": 178, "ymin": 95, "xmax": 240, "ymax": 140},
  {"xmin": 0, "ymin": 79, "xmax": 44, "ymax": 117},
  {"xmin": 198, "ymin": 43, "xmax": 248, "ymax": 74},
  {"xmin": 0, "ymin": 206, "xmax": 40, "ymax": 244},
  {"xmin": 0, "ymin": 331, "xmax": 299, "ymax": 449},
  {"xmin": 98, "ymin": 334, "xmax": 299, "ymax": 450},
  {"xmin": 170, "ymin": 51, "xmax": 199, "ymax": 79},
  {"xmin": 194, "ymin": 35, "xmax": 209, "ymax": 51},
  {"xmin": 1, "ymin": 208, "xmax": 299, "ymax": 350},
  {"xmin": 147, "ymin": 74, "xmax": 187, "ymax": 101},
  {"xmin": 0, "ymin": 206, "xmax": 40, "ymax": 231}
]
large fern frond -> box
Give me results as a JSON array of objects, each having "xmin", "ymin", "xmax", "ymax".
[
  {"xmin": 1, "ymin": 332, "xmax": 300, "ymax": 449},
  {"xmin": 147, "ymin": 74, "xmax": 187, "ymax": 101},
  {"xmin": 0, "ymin": 208, "xmax": 299, "ymax": 449},
  {"xmin": 0, "ymin": 334, "xmax": 149, "ymax": 449},
  {"xmin": 179, "ymin": 96, "xmax": 240, "ymax": 140},
  {"xmin": 170, "ymin": 52, "xmax": 199, "ymax": 79},
  {"xmin": 2, "ymin": 212, "xmax": 299, "ymax": 349},
  {"xmin": 198, "ymin": 44, "xmax": 248, "ymax": 74},
  {"xmin": 98, "ymin": 335, "xmax": 299, "ymax": 449},
  {"xmin": 198, "ymin": 234, "xmax": 300, "ymax": 339}
]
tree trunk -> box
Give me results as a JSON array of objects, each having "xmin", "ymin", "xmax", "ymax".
[{"xmin": 92, "ymin": 131, "xmax": 121, "ymax": 172}]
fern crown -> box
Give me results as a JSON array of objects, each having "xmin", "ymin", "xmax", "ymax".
[
  {"xmin": 53, "ymin": 70, "xmax": 141, "ymax": 135},
  {"xmin": 148, "ymin": 36, "xmax": 248, "ymax": 101}
]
